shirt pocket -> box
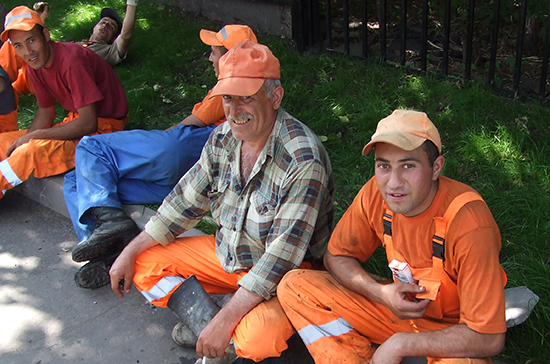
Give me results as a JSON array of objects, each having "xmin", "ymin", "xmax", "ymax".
[
  {"xmin": 246, "ymin": 190, "xmax": 277, "ymax": 240},
  {"xmin": 207, "ymin": 181, "xmax": 229, "ymax": 221}
]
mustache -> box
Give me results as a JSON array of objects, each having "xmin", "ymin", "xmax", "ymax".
[{"xmin": 227, "ymin": 112, "xmax": 255, "ymax": 123}]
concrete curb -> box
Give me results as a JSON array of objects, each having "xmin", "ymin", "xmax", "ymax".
[{"xmin": 14, "ymin": 174, "xmax": 204, "ymax": 236}]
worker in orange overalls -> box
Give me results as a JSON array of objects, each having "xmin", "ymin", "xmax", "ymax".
[
  {"xmin": 0, "ymin": 65, "xmax": 17, "ymax": 133},
  {"xmin": 0, "ymin": 2, "xmax": 137, "ymax": 131},
  {"xmin": 0, "ymin": 6, "xmax": 128, "ymax": 199},
  {"xmin": 278, "ymin": 109, "xmax": 507, "ymax": 364}
]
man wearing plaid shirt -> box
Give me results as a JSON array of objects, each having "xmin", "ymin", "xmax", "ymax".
[{"xmin": 109, "ymin": 40, "xmax": 334, "ymax": 363}]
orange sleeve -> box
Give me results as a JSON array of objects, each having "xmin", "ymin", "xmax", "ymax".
[
  {"xmin": 328, "ymin": 178, "xmax": 384, "ymax": 262},
  {"xmin": 0, "ymin": 42, "xmax": 26, "ymax": 82},
  {"xmin": 191, "ymin": 90, "xmax": 226, "ymax": 126},
  {"xmin": 446, "ymin": 202, "xmax": 507, "ymax": 334}
]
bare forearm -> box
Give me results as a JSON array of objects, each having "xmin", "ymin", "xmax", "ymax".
[
  {"xmin": 26, "ymin": 117, "xmax": 96, "ymax": 140},
  {"xmin": 170, "ymin": 114, "xmax": 207, "ymax": 129},
  {"xmin": 213, "ymin": 287, "xmax": 264, "ymax": 330},
  {"xmin": 120, "ymin": 230, "xmax": 159, "ymax": 261},
  {"xmin": 28, "ymin": 107, "xmax": 55, "ymax": 132},
  {"xmin": 325, "ymin": 251, "xmax": 382, "ymax": 301},
  {"xmin": 115, "ymin": 3, "xmax": 137, "ymax": 56},
  {"xmin": 384, "ymin": 325, "xmax": 505, "ymax": 359}
]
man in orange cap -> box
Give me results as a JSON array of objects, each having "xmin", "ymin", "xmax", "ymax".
[
  {"xmin": 0, "ymin": 1, "xmax": 137, "ymax": 132},
  {"xmin": 0, "ymin": 6, "xmax": 128, "ymax": 199},
  {"xmin": 65, "ymin": 24, "xmax": 257, "ymax": 291},
  {"xmin": 278, "ymin": 109, "xmax": 507, "ymax": 364},
  {"xmin": 109, "ymin": 40, "xmax": 334, "ymax": 363}
]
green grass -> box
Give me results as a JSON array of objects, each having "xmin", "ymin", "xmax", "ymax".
[{"xmin": 4, "ymin": 0, "xmax": 550, "ymax": 362}]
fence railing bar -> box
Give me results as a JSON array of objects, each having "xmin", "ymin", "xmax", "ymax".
[
  {"xmin": 343, "ymin": 0, "xmax": 350, "ymax": 55},
  {"xmin": 325, "ymin": 0, "xmax": 332, "ymax": 48},
  {"xmin": 362, "ymin": 0, "xmax": 368, "ymax": 58},
  {"xmin": 464, "ymin": 0, "xmax": 475, "ymax": 80},
  {"xmin": 442, "ymin": 0, "xmax": 451, "ymax": 76},
  {"xmin": 400, "ymin": 0, "xmax": 407, "ymax": 66},
  {"xmin": 488, "ymin": 0, "xmax": 501, "ymax": 87},
  {"xmin": 539, "ymin": 1, "xmax": 550, "ymax": 97},
  {"xmin": 381, "ymin": 0, "xmax": 387, "ymax": 62},
  {"xmin": 420, "ymin": 0, "xmax": 428, "ymax": 71},
  {"xmin": 513, "ymin": 0, "xmax": 528, "ymax": 93}
]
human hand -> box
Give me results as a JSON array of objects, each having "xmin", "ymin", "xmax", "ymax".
[
  {"xmin": 127, "ymin": 0, "xmax": 139, "ymax": 6},
  {"xmin": 369, "ymin": 334, "xmax": 405, "ymax": 364},
  {"xmin": 6, "ymin": 133, "xmax": 33, "ymax": 157},
  {"xmin": 196, "ymin": 316, "xmax": 233, "ymax": 359},
  {"xmin": 380, "ymin": 281, "xmax": 430, "ymax": 320},
  {"xmin": 109, "ymin": 251, "xmax": 135, "ymax": 298}
]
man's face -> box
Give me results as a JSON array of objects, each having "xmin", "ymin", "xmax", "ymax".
[
  {"xmin": 222, "ymin": 82, "xmax": 283, "ymax": 146},
  {"xmin": 10, "ymin": 26, "xmax": 53, "ymax": 70},
  {"xmin": 374, "ymin": 142, "xmax": 444, "ymax": 217},
  {"xmin": 209, "ymin": 46, "xmax": 225, "ymax": 78},
  {"xmin": 92, "ymin": 17, "xmax": 118, "ymax": 43}
]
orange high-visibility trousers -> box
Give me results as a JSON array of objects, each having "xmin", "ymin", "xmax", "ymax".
[
  {"xmin": 0, "ymin": 109, "xmax": 18, "ymax": 133},
  {"xmin": 0, "ymin": 112, "xmax": 127, "ymax": 198},
  {"xmin": 133, "ymin": 234, "xmax": 298, "ymax": 362},
  {"xmin": 278, "ymin": 270, "xmax": 493, "ymax": 364}
]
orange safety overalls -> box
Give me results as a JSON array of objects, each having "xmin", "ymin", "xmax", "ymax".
[
  {"xmin": 0, "ymin": 111, "xmax": 127, "ymax": 198},
  {"xmin": 279, "ymin": 192, "xmax": 506, "ymax": 364}
]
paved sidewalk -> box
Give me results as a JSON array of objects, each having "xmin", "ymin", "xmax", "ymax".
[{"xmin": 0, "ymin": 189, "xmax": 198, "ymax": 364}]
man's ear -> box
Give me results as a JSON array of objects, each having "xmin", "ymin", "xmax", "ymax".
[
  {"xmin": 432, "ymin": 155, "xmax": 445, "ymax": 181},
  {"xmin": 42, "ymin": 27, "xmax": 51, "ymax": 41},
  {"xmin": 270, "ymin": 86, "xmax": 284, "ymax": 110}
]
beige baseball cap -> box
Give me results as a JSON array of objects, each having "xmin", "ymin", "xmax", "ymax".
[{"xmin": 362, "ymin": 109, "xmax": 442, "ymax": 155}]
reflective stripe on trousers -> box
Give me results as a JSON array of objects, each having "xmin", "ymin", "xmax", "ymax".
[
  {"xmin": 297, "ymin": 317, "xmax": 354, "ymax": 345},
  {"xmin": 0, "ymin": 158, "xmax": 22, "ymax": 187},
  {"xmin": 141, "ymin": 275, "xmax": 185, "ymax": 303}
]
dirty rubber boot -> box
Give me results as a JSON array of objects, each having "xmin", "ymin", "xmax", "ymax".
[
  {"xmin": 171, "ymin": 293, "xmax": 234, "ymax": 347},
  {"xmin": 71, "ymin": 207, "xmax": 140, "ymax": 263},
  {"xmin": 172, "ymin": 321, "xmax": 198, "ymax": 348},
  {"xmin": 74, "ymin": 249, "xmax": 120, "ymax": 289}
]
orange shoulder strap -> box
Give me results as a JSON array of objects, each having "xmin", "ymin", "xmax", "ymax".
[{"xmin": 432, "ymin": 191, "xmax": 484, "ymax": 261}]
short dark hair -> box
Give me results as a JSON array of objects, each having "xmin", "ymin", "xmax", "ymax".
[{"xmin": 422, "ymin": 140, "xmax": 440, "ymax": 166}]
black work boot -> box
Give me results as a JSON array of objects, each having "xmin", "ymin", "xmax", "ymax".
[
  {"xmin": 71, "ymin": 207, "xmax": 140, "ymax": 262},
  {"xmin": 74, "ymin": 248, "xmax": 120, "ymax": 289}
]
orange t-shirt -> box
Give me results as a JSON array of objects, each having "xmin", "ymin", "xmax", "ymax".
[
  {"xmin": 191, "ymin": 90, "xmax": 225, "ymax": 126},
  {"xmin": 329, "ymin": 176, "xmax": 506, "ymax": 335}
]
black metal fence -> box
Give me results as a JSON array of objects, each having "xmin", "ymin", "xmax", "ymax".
[{"xmin": 292, "ymin": 0, "xmax": 550, "ymax": 99}]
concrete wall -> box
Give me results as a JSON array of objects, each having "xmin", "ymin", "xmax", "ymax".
[{"xmin": 160, "ymin": 0, "xmax": 292, "ymax": 38}]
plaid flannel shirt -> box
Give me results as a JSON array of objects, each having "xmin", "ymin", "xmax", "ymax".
[{"xmin": 145, "ymin": 108, "xmax": 334, "ymax": 299}]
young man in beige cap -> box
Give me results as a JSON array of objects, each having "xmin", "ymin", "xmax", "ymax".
[
  {"xmin": 278, "ymin": 109, "xmax": 507, "ymax": 364},
  {"xmin": 109, "ymin": 40, "xmax": 334, "ymax": 363},
  {"xmin": 64, "ymin": 25, "xmax": 257, "ymax": 291},
  {"xmin": 0, "ymin": 5, "xmax": 128, "ymax": 199}
]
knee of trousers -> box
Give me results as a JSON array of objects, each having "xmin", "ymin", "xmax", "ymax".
[{"xmin": 233, "ymin": 297, "xmax": 295, "ymax": 361}]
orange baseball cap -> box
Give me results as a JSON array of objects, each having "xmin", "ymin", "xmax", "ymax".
[
  {"xmin": 210, "ymin": 40, "xmax": 280, "ymax": 98},
  {"xmin": 362, "ymin": 109, "xmax": 442, "ymax": 155},
  {"xmin": 200, "ymin": 24, "xmax": 257, "ymax": 50},
  {"xmin": 1, "ymin": 6, "xmax": 44, "ymax": 42}
]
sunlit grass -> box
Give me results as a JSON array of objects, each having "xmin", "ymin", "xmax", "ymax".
[{"xmin": 4, "ymin": 0, "xmax": 550, "ymax": 362}]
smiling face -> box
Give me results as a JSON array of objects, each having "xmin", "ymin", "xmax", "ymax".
[
  {"xmin": 90, "ymin": 17, "xmax": 118, "ymax": 43},
  {"xmin": 374, "ymin": 142, "xmax": 444, "ymax": 217},
  {"xmin": 222, "ymin": 81, "xmax": 284, "ymax": 148},
  {"xmin": 9, "ymin": 26, "xmax": 53, "ymax": 70}
]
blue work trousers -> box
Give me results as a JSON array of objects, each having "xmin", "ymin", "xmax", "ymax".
[{"xmin": 63, "ymin": 124, "xmax": 216, "ymax": 241}]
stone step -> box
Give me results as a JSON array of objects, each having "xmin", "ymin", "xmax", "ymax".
[{"xmin": 13, "ymin": 174, "xmax": 204, "ymax": 237}]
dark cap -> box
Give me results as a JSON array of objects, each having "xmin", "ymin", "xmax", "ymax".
[{"xmin": 100, "ymin": 8, "xmax": 122, "ymax": 36}]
